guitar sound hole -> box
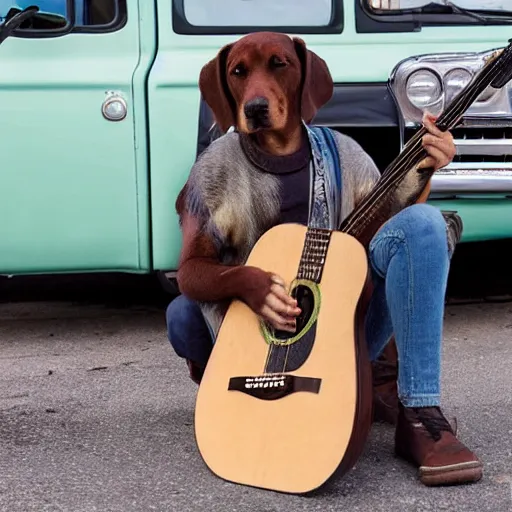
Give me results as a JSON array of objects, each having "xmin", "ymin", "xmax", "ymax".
[{"xmin": 273, "ymin": 284, "xmax": 315, "ymax": 340}]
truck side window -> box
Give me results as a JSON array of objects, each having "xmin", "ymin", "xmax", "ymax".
[
  {"xmin": 76, "ymin": 0, "xmax": 118, "ymax": 26},
  {"xmin": 0, "ymin": 1, "xmax": 65, "ymax": 21},
  {"xmin": 0, "ymin": 0, "xmax": 123, "ymax": 29}
]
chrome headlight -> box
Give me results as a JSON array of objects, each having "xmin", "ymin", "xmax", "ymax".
[
  {"xmin": 406, "ymin": 69, "xmax": 443, "ymax": 110},
  {"xmin": 443, "ymin": 68, "xmax": 474, "ymax": 106},
  {"xmin": 390, "ymin": 47, "xmax": 511, "ymax": 126}
]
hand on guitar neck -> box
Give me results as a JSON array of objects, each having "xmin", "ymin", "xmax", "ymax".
[{"xmin": 415, "ymin": 112, "xmax": 457, "ymax": 204}]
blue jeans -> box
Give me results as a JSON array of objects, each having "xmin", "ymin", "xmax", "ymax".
[{"xmin": 166, "ymin": 204, "xmax": 451, "ymax": 408}]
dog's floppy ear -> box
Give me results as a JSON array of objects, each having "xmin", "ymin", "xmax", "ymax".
[
  {"xmin": 293, "ymin": 37, "xmax": 333, "ymax": 123},
  {"xmin": 199, "ymin": 43, "xmax": 236, "ymax": 134}
]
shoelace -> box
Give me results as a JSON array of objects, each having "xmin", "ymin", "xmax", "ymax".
[{"xmin": 413, "ymin": 407, "xmax": 454, "ymax": 442}]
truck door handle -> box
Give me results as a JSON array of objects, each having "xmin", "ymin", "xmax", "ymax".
[{"xmin": 102, "ymin": 91, "xmax": 127, "ymax": 121}]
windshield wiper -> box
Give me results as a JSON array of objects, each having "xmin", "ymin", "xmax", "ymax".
[
  {"xmin": 0, "ymin": 5, "xmax": 39, "ymax": 46},
  {"xmin": 413, "ymin": 1, "xmax": 512, "ymax": 24}
]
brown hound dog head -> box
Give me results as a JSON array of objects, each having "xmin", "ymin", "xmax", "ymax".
[{"xmin": 199, "ymin": 32, "xmax": 333, "ymax": 136}]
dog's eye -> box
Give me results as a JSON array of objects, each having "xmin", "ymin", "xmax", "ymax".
[
  {"xmin": 232, "ymin": 64, "xmax": 247, "ymax": 77},
  {"xmin": 269, "ymin": 56, "xmax": 286, "ymax": 69}
]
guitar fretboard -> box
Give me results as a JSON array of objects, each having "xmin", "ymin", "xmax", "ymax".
[{"xmin": 296, "ymin": 228, "xmax": 332, "ymax": 284}]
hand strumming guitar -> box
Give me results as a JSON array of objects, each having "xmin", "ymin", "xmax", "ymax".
[{"xmin": 260, "ymin": 274, "xmax": 301, "ymax": 333}]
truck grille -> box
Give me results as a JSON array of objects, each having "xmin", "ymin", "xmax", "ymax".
[
  {"xmin": 405, "ymin": 127, "xmax": 512, "ymax": 166},
  {"xmin": 450, "ymin": 127, "xmax": 512, "ymax": 165},
  {"xmin": 404, "ymin": 125, "xmax": 512, "ymax": 193}
]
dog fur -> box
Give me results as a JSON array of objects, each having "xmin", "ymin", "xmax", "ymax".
[{"xmin": 198, "ymin": 32, "xmax": 333, "ymax": 153}]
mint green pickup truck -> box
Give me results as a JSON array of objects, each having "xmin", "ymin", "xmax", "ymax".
[{"xmin": 1, "ymin": 0, "xmax": 511, "ymax": 287}]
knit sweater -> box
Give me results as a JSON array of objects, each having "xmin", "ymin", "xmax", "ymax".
[{"xmin": 176, "ymin": 127, "xmax": 381, "ymax": 336}]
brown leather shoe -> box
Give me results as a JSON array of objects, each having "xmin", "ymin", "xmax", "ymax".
[{"xmin": 395, "ymin": 403, "xmax": 482, "ymax": 486}]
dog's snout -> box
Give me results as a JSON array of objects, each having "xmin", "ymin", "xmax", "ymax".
[{"xmin": 244, "ymin": 97, "xmax": 269, "ymax": 120}]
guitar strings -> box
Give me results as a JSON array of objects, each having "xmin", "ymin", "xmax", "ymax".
[
  {"xmin": 262, "ymin": 267, "xmax": 301, "ymax": 376},
  {"xmin": 280, "ymin": 241, "xmax": 307, "ymax": 375},
  {"xmin": 263, "ymin": 333, "xmax": 274, "ymax": 374},
  {"xmin": 282, "ymin": 276, "xmax": 297, "ymax": 374},
  {"xmin": 262, "ymin": 278, "xmax": 293, "ymax": 375},
  {"xmin": 281, "ymin": 231, "xmax": 326, "ymax": 374},
  {"xmin": 281, "ymin": 269, "xmax": 301, "ymax": 375}
]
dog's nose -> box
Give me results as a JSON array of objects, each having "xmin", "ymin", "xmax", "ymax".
[{"xmin": 244, "ymin": 97, "xmax": 269, "ymax": 120}]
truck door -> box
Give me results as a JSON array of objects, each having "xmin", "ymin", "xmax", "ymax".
[{"xmin": 0, "ymin": 0, "xmax": 154, "ymax": 275}]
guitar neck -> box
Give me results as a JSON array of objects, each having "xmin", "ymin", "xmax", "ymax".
[{"xmin": 339, "ymin": 40, "xmax": 512, "ymax": 248}]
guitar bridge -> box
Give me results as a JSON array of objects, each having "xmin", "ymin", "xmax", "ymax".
[{"xmin": 228, "ymin": 374, "xmax": 321, "ymax": 401}]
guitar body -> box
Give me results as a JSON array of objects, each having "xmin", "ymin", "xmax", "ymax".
[{"xmin": 194, "ymin": 223, "xmax": 373, "ymax": 494}]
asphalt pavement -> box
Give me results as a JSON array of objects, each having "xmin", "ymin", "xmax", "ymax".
[{"xmin": 0, "ymin": 244, "xmax": 511, "ymax": 511}]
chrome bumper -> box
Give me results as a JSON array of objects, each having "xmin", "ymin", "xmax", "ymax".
[
  {"xmin": 428, "ymin": 128, "xmax": 512, "ymax": 194},
  {"xmin": 454, "ymin": 138, "xmax": 512, "ymax": 157},
  {"xmin": 431, "ymin": 168, "xmax": 512, "ymax": 194}
]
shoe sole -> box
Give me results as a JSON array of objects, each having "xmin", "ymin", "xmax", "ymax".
[
  {"xmin": 396, "ymin": 446, "xmax": 483, "ymax": 486},
  {"xmin": 420, "ymin": 461, "xmax": 483, "ymax": 486}
]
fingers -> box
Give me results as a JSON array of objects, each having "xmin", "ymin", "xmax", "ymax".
[
  {"xmin": 424, "ymin": 144, "xmax": 450, "ymax": 164},
  {"xmin": 422, "ymin": 133, "xmax": 455, "ymax": 154},
  {"xmin": 422, "ymin": 134, "xmax": 455, "ymax": 169},
  {"xmin": 421, "ymin": 113, "xmax": 456, "ymax": 170},
  {"xmin": 263, "ymin": 285, "xmax": 301, "ymax": 333},
  {"xmin": 270, "ymin": 283, "xmax": 298, "ymax": 307},
  {"xmin": 269, "ymin": 274, "xmax": 299, "ymax": 308},
  {"xmin": 260, "ymin": 304, "xmax": 297, "ymax": 333},
  {"xmin": 422, "ymin": 111, "xmax": 444, "ymax": 137},
  {"xmin": 422, "ymin": 114, "xmax": 455, "ymax": 152},
  {"xmin": 270, "ymin": 274, "xmax": 286, "ymax": 286},
  {"xmin": 261, "ymin": 274, "xmax": 301, "ymax": 333},
  {"xmin": 266, "ymin": 289, "xmax": 300, "ymax": 316}
]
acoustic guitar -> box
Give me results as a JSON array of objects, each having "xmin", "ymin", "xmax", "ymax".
[{"xmin": 194, "ymin": 40, "xmax": 512, "ymax": 494}]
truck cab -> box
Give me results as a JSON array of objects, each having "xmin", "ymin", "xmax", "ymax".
[{"xmin": 0, "ymin": 0, "xmax": 511, "ymax": 283}]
